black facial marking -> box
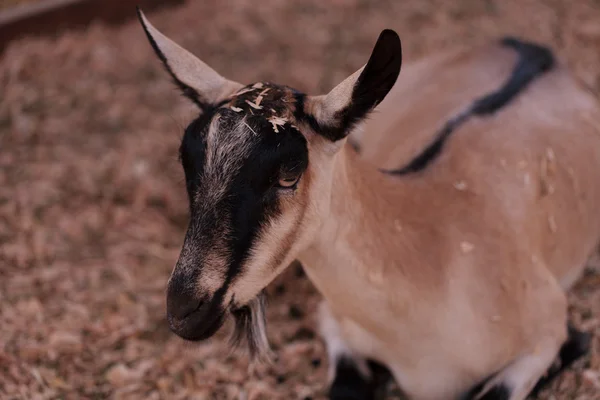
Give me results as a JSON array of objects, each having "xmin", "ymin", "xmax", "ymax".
[
  {"xmin": 179, "ymin": 108, "xmax": 214, "ymax": 206},
  {"xmin": 224, "ymin": 116, "xmax": 308, "ymax": 282},
  {"xmin": 292, "ymin": 91, "xmax": 318, "ymax": 130},
  {"xmin": 386, "ymin": 37, "xmax": 555, "ymax": 176},
  {"xmin": 177, "ymin": 86, "xmax": 309, "ymax": 298}
]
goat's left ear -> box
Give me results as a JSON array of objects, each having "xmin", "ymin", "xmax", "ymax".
[
  {"xmin": 306, "ymin": 29, "xmax": 402, "ymax": 141},
  {"xmin": 137, "ymin": 8, "xmax": 243, "ymax": 110}
]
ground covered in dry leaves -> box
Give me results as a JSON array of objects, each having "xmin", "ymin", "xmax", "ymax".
[{"xmin": 2, "ymin": 0, "xmax": 600, "ymax": 399}]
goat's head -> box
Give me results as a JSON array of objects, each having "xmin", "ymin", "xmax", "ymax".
[{"xmin": 137, "ymin": 9, "xmax": 402, "ymax": 359}]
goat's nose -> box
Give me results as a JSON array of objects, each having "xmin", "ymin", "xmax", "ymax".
[
  {"xmin": 166, "ymin": 269, "xmax": 204, "ymax": 319},
  {"xmin": 166, "ymin": 279, "xmax": 226, "ymax": 341},
  {"xmin": 166, "ymin": 284, "xmax": 203, "ymax": 321}
]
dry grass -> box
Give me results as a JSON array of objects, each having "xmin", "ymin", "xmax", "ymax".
[{"xmin": 1, "ymin": 0, "xmax": 600, "ymax": 398}]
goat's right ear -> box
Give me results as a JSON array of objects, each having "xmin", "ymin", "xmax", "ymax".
[
  {"xmin": 136, "ymin": 8, "xmax": 243, "ymax": 109},
  {"xmin": 305, "ymin": 29, "xmax": 402, "ymax": 141}
]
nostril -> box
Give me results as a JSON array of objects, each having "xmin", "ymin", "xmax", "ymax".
[
  {"xmin": 166, "ymin": 288, "xmax": 205, "ymax": 321},
  {"xmin": 176, "ymin": 299, "xmax": 203, "ymax": 320},
  {"xmin": 165, "ymin": 268, "xmax": 227, "ymax": 341}
]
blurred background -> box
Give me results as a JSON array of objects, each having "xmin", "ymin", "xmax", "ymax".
[{"xmin": 1, "ymin": 0, "xmax": 600, "ymax": 399}]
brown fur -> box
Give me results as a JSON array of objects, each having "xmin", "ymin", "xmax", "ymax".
[
  {"xmin": 137, "ymin": 10, "xmax": 600, "ymax": 399},
  {"xmin": 303, "ymin": 42, "xmax": 600, "ymax": 399}
]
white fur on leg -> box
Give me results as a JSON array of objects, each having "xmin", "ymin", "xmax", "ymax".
[
  {"xmin": 475, "ymin": 338, "xmax": 562, "ymax": 400},
  {"xmin": 317, "ymin": 301, "xmax": 371, "ymax": 384}
]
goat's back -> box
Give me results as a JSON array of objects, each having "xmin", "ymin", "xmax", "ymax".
[{"xmin": 358, "ymin": 39, "xmax": 600, "ymax": 289}]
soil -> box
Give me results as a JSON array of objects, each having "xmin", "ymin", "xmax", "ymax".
[{"xmin": 1, "ymin": 0, "xmax": 600, "ymax": 399}]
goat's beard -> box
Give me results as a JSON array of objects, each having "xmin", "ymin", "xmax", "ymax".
[{"xmin": 229, "ymin": 291, "xmax": 272, "ymax": 362}]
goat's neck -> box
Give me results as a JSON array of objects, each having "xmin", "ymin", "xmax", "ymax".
[{"xmin": 298, "ymin": 144, "xmax": 425, "ymax": 321}]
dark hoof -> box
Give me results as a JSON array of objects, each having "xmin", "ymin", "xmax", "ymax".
[{"xmin": 329, "ymin": 357, "xmax": 374, "ymax": 400}]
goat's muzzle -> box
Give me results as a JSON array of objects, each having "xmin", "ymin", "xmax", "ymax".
[{"xmin": 166, "ymin": 280, "xmax": 226, "ymax": 341}]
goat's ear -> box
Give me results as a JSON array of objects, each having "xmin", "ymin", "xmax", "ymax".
[
  {"xmin": 136, "ymin": 8, "xmax": 243, "ymax": 109},
  {"xmin": 306, "ymin": 29, "xmax": 401, "ymax": 141}
]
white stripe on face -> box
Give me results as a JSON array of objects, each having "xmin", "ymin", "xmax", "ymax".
[{"xmin": 199, "ymin": 114, "xmax": 255, "ymax": 208}]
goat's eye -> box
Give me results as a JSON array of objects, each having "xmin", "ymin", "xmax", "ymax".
[{"xmin": 277, "ymin": 173, "xmax": 301, "ymax": 189}]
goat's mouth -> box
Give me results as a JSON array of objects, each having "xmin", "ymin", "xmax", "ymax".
[
  {"xmin": 167, "ymin": 301, "xmax": 227, "ymax": 342},
  {"xmin": 168, "ymin": 292, "xmax": 271, "ymax": 361}
]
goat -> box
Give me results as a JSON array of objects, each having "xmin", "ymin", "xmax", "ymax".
[{"xmin": 137, "ymin": 8, "xmax": 600, "ymax": 400}]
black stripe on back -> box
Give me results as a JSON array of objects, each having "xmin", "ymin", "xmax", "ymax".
[{"xmin": 385, "ymin": 37, "xmax": 555, "ymax": 176}]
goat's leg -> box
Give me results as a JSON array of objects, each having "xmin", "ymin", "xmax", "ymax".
[
  {"xmin": 529, "ymin": 323, "xmax": 591, "ymax": 397},
  {"xmin": 464, "ymin": 322, "xmax": 591, "ymax": 400},
  {"xmin": 467, "ymin": 275, "xmax": 572, "ymax": 400},
  {"xmin": 318, "ymin": 301, "xmax": 384, "ymax": 400},
  {"xmin": 471, "ymin": 341, "xmax": 562, "ymax": 400},
  {"xmin": 472, "ymin": 300, "xmax": 568, "ymax": 400}
]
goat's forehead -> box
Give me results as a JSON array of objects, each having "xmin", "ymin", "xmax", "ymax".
[
  {"xmin": 224, "ymin": 82, "xmax": 299, "ymax": 125},
  {"xmin": 202, "ymin": 82, "xmax": 303, "ymax": 167},
  {"xmin": 180, "ymin": 82, "xmax": 307, "ymax": 204}
]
